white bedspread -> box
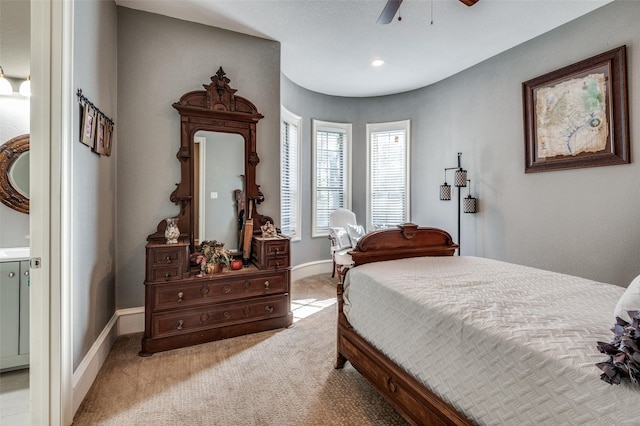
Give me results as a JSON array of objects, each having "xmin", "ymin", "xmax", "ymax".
[{"xmin": 343, "ymin": 256, "xmax": 640, "ymax": 425}]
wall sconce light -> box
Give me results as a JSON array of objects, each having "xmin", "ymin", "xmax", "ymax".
[
  {"xmin": 19, "ymin": 76, "xmax": 30, "ymax": 97},
  {"xmin": 439, "ymin": 152, "xmax": 478, "ymax": 254},
  {"xmin": 0, "ymin": 67, "xmax": 13, "ymax": 95}
]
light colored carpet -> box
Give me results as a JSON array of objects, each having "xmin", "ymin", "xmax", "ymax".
[{"xmin": 72, "ymin": 274, "xmax": 408, "ymax": 425}]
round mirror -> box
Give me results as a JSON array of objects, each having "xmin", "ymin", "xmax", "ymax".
[
  {"xmin": 0, "ymin": 134, "xmax": 30, "ymax": 214},
  {"xmin": 10, "ymin": 151, "xmax": 29, "ymax": 198}
]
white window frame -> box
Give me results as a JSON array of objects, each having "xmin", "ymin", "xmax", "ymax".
[
  {"xmin": 366, "ymin": 120, "xmax": 411, "ymax": 232},
  {"xmin": 280, "ymin": 107, "xmax": 302, "ymax": 241},
  {"xmin": 312, "ymin": 119, "xmax": 352, "ymax": 237}
]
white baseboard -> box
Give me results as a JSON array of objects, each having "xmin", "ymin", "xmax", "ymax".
[
  {"xmin": 117, "ymin": 306, "xmax": 145, "ymax": 335},
  {"xmin": 71, "ymin": 306, "xmax": 145, "ymax": 415},
  {"xmin": 291, "ymin": 259, "xmax": 332, "ymax": 282},
  {"xmin": 71, "ymin": 312, "xmax": 119, "ymax": 414},
  {"xmin": 72, "ymin": 263, "xmax": 331, "ymax": 415}
]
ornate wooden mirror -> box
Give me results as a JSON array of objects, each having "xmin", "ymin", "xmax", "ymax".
[
  {"xmin": 0, "ymin": 134, "xmax": 30, "ymax": 214},
  {"xmin": 147, "ymin": 68, "xmax": 272, "ymax": 253}
]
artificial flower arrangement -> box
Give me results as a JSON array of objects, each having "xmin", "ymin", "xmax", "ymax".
[{"xmin": 190, "ymin": 240, "xmax": 232, "ymax": 275}]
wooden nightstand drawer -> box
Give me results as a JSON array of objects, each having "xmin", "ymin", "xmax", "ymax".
[{"xmin": 151, "ymin": 294, "xmax": 289, "ymax": 337}]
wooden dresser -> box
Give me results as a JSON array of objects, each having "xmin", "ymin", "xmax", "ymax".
[{"xmin": 140, "ymin": 236, "xmax": 292, "ymax": 356}]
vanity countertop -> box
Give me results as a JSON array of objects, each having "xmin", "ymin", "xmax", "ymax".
[{"xmin": 0, "ymin": 247, "xmax": 30, "ymax": 261}]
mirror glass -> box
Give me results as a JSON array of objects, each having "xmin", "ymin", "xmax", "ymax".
[
  {"xmin": 194, "ymin": 131, "xmax": 245, "ymax": 251},
  {"xmin": 9, "ymin": 151, "xmax": 29, "ymax": 198}
]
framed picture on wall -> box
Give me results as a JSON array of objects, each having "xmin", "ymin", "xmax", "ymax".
[
  {"xmin": 522, "ymin": 45, "xmax": 629, "ymax": 173},
  {"xmin": 94, "ymin": 114, "xmax": 107, "ymax": 155},
  {"xmin": 80, "ymin": 103, "xmax": 97, "ymax": 148},
  {"xmin": 104, "ymin": 120, "xmax": 114, "ymax": 157}
]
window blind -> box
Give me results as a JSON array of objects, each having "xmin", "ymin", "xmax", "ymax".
[
  {"xmin": 280, "ymin": 118, "xmax": 299, "ymax": 238},
  {"xmin": 315, "ymin": 129, "xmax": 347, "ymax": 232},
  {"xmin": 370, "ymin": 128, "xmax": 408, "ymax": 229}
]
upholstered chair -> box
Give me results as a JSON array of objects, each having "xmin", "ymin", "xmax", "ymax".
[{"xmin": 328, "ymin": 208, "xmax": 364, "ymax": 283}]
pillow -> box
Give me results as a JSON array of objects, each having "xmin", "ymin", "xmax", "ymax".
[
  {"xmin": 614, "ymin": 274, "xmax": 640, "ymax": 323},
  {"xmin": 347, "ymin": 224, "xmax": 365, "ymax": 247},
  {"xmin": 329, "ymin": 227, "xmax": 351, "ymax": 251}
]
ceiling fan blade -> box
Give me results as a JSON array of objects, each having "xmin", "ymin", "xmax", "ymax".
[
  {"xmin": 459, "ymin": 0, "xmax": 479, "ymax": 6},
  {"xmin": 377, "ymin": 0, "xmax": 403, "ymax": 24}
]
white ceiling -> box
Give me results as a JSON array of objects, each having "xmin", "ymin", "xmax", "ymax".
[{"xmin": 124, "ymin": 1, "xmax": 608, "ymax": 97}]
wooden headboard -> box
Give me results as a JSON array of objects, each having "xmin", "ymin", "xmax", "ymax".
[{"xmin": 350, "ymin": 223, "xmax": 459, "ymax": 266}]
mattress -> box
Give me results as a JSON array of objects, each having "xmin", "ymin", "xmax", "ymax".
[{"xmin": 343, "ymin": 256, "xmax": 640, "ymax": 425}]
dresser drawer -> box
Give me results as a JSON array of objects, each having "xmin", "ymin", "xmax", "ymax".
[
  {"xmin": 252, "ymin": 236, "xmax": 291, "ymax": 270},
  {"xmin": 262, "ymin": 239, "xmax": 288, "ymax": 256},
  {"xmin": 151, "ymin": 294, "xmax": 289, "ymax": 337},
  {"xmin": 146, "ymin": 242, "xmax": 189, "ymax": 282},
  {"xmin": 260, "ymin": 256, "xmax": 289, "ymax": 269},
  {"xmin": 148, "ymin": 266, "xmax": 183, "ymax": 282},
  {"xmin": 151, "ymin": 247, "xmax": 186, "ymax": 266},
  {"xmin": 151, "ymin": 272, "xmax": 287, "ymax": 310}
]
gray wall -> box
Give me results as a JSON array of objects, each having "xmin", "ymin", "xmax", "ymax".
[
  {"xmin": 72, "ymin": 0, "xmax": 118, "ymax": 369},
  {"xmin": 116, "ymin": 7, "xmax": 281, "ymax": 309},
  {"xmin": 283, "ymin": 0, "xmax": 640, "ymax": 287}
]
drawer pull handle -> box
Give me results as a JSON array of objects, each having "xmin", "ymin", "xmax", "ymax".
[
  {"xmin": 176, "ymin": 320, "xmax": 184, "ymax": 330},
  {"xmin": 164, "ymin": 273, "xmax": 171, "ymax": 281},
  {"xmin": 24, "ymin": 271, "xmax": 29, "ymax": 277},
  {"xmin": 165, "ymin": 256, "xmax": 172, "ymax": 264},
  {"xmin": 8, "ymin": 272, "xmax": 15, "ymax": 278},
  {"xmin": 264, "ymin": 281, "xmax": 270, "ymax": 291},
  {"xmin": 264, "ymin": 305, "xmax": 274, "ymax": 314},
  {"xmin": 223, "ymin": 311, "xmax": 231, "ymax": 319},
  {"xmin": 275, "ymin": 261, "xmax": 280, "ymax": 268},
  {"xmin": 177, "ymin": 292, "xmax": 184, "ymax": 302},
  {"xmin": 274, "ymin": 248, "xmax": 280, "ymax": 255}
]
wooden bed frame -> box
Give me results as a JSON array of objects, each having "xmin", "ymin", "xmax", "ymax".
[{"xmin": 334, "ymin": 223, "xmax": 473, "ymax": 426}]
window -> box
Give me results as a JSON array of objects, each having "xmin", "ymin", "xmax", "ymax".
[
  {"xmin": 366, "ymin": 120, "xmax": 410, "ymax": 231},
  {"xmin": 312, "ymin": 120, "xmax": 352, "ymax": 237},
  {"xmin": 280, "ymin": 107, "xmax": 301, "ymax": 241}
]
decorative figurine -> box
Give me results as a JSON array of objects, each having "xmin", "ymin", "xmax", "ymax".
[
  {"xmin": 164, "ymin": 218, "xmax": 180, "ymax": 244},
  {"xmin": 261, "ymin": 221, "xmax": 277, "ymax": 238}
]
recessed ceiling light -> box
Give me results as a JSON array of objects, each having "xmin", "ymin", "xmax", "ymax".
[{"xmin": 371, "ymin": 59, "xmax": 385, "ymax": 67}]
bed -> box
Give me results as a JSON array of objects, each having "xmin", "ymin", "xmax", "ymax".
[{"xmin": 335, "ymin": 224, "xmax": 640, "ymax": 425}]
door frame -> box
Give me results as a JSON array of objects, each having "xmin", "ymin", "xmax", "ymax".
[{"xmin": 30, "ymin": 0, "xmax": 73, "ymax": 424}]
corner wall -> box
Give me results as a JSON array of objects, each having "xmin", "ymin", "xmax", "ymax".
[
  {"xmin": 116, "ymin": 8, "xmax": 281, "ymax": 309},
  {"xmin": 72, "ymin": 0, "xmax": 118, "ymax": 370},
  {"xmin": 283, "ymin": 0, "xmax": 640, "ymax": 287}
]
